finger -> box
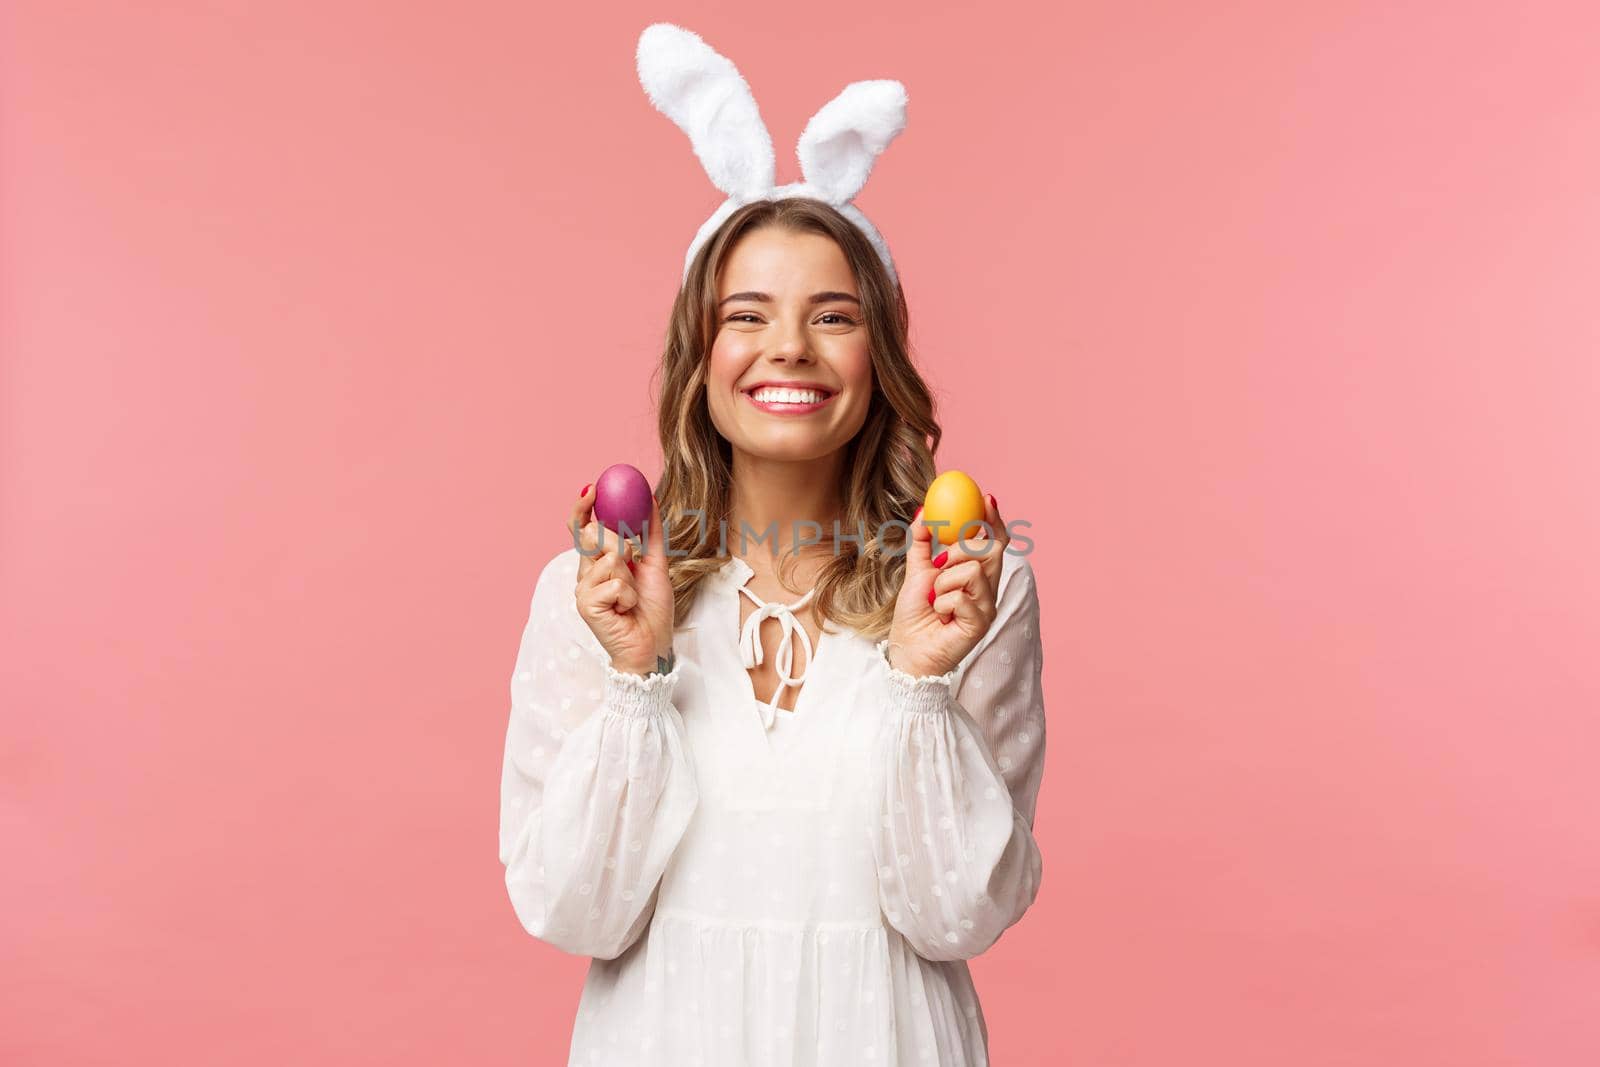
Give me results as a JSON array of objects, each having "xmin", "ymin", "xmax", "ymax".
[
  {"xmin": 569, "ymin": 482, "xmax": 595, "ymax": 555},
  {"xmin": 929, "ymin": 559, "xmax": 982, "ymax": 621},
  {"xmin": 578, "ymin": 517, "xmax": 614, "ymax": 558},
  {"xmin": 969, "ymin": 566, "xmax": 994, "ymax": 607},
  {"xmin": 609, "ymin": 546, "xmax": 632, "ymax": 587},
  {"xmin": 603, "ymin": 538, "xmax": 632, "ymax": 586},
  {"xmin": 943, "ymin": 579, "xmax": 986, "ymax": 631},
  {"xmin": 613, "ymin": 579, "xmax": 639, "ymax": 614},
  {"xmin": 936, "ymin": 567, "xmax": 992, "ymax": 629},
  {"xmin": 906, "ymin": 504, "xmax": 935, "ymax": 578},
  {"xmin": 937, "ymin": 526, "xmax": 994, "ymax": 569},
  {"xmin": 985, "ymin": 492, "xmax": 1008, "ymax": 550},
  {"xmin": 577, "ymin": 519, "xmax": 615, "ymax": 579},
  {"xmin": 580, "ymin": 530, "xmax": 631, "ymax": 590},
  {"xmin": 980, "ymin": 492, "xmax": 1009, "ymax": 573},
  {"xmin": 930, "ymin": 558, "xmax": 983, "ymax": 597},
  {"xmin": 593, "ymin": 576, "xmax": 629, "ymax": 613},
  {"xmin": 590, "ymin": 520, "xmax": 635, "ymax": 578},
  {"xmin": 931, "ymin": 586, "xmax": 974, "ymax": 624},
  {"xmin": 644, "ymin": 489, "xmax": 665, "ymax": 564}
]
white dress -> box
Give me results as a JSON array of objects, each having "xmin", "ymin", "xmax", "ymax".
[{"xmin": 498, "ymin": 546, "xmax": 1047, "ymax": 1066}]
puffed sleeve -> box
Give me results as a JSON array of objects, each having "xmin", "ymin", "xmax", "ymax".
[
  {"xmin": 869, "ymin": 549, "xmax": 1046, "ymax": 961},
  {"xmin": 497, "ymin": 547, "xmax": 699, "ymax": 959}
]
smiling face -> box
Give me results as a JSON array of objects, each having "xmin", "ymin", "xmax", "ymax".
[{"xmin": 706, "ymin": 226, "xmax": 875, "ymax": 464}]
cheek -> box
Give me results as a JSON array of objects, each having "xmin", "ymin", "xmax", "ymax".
[
  {"xmin": 706, "ymin": 336, "xmax": 744, "ymax": 390},
  {"xmin": 705, "ymin": 338, "xmax": 747, "ymax": 430},
  {"xmin": 840, "ymin": 349, "xmax": 873, "ymax": 392},
  {"xmin": 834, "ymin": 346, "xmax": 874, "ymax": 406}
]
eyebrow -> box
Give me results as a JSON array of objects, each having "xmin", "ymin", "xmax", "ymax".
[{"xmin": 718, "ymin": 290, "xmax": 861, "ymax": 308}]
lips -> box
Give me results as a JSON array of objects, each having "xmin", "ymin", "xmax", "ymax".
[{"xmin": 743, "ymin": 387, "xmax": 836, "ymax": 416}]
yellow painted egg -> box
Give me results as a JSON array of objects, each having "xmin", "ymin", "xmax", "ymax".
[{"xmin": 921, "ymin": 470, "xmax": 986, "ymax": 546}]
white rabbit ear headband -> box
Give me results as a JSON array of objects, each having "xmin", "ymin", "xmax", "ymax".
[{"xmin": 635, "ymin": 22, "xmax": 908, "ymax": 288}]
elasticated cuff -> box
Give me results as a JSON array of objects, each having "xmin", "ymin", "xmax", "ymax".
[
  {"xmin": 600, "ymin": 657, "xmax": 682, "ymax": 718},
  {"xmin": 875, "ymin": 639, "xmax": 956, "ymax": 716}
]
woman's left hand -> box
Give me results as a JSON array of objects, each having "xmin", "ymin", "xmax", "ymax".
[{"xmin": 886, "ymin": 494, "xmax": 1009, "ymax": 678}]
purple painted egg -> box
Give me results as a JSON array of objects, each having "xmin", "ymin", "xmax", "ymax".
[{"xmin": 592, "ymin": 463, "xmax": 654, "ymax": 537}]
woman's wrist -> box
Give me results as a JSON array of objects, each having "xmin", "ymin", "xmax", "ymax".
[
  {"xmin": 878, "ymin": 639, "xmax": 956, "ymax": 684},
  {"xmin": 609, "ymin": 646, "xmax": 675, "ymax": 677},
  {"xmin": 882, "ymin": 640, "xmax": 948, "ymax": 679}
]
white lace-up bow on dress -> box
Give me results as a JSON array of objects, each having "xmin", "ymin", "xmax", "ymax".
[
  {"xmin": 499, "ymin": 549, "xmax": 1047, "ymax": 1066},
  {"xmin": 737, "ymin": 583, "xmax": 817, "ymax": 730}
]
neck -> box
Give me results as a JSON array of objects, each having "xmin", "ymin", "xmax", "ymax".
[{"xmin": 727, "ymin": 447, "xmax": 847, "ymax": 560}]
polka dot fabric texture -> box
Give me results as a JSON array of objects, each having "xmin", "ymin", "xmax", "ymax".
[{"xmin": 499, "ymin": 547, "xmax": 1047, "ymax": 1065}]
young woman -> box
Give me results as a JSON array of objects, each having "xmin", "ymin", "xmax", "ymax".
[{"xmin": 498, "ymin": 197, "xmax": 1046, "ymax": 1065}]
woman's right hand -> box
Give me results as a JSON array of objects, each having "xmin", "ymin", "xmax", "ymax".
[{"xmin": 570, "ymin": 484, "xmax": 675, "ymax": 676}]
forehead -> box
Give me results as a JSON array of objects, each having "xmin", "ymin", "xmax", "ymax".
[{"xmin": 718, "ymin": 228, "xmax": 857, "ymax": 294}]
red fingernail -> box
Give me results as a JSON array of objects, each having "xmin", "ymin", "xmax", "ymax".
[
  {"xmin": 580, "ymin": 483, "xmax": 591, "ymax": 497},
  {"xmin": 627, "ymin": 560, "xmax": 635, "ymax": 573},
  {"xmin": 927, "ymin": 586, "xmax": 936, "ymax": 605},
  {"xmin": 988, "ymin": 493, "xmax": 998, "ymax": 510},
  {"xmin": 932, "ymin": 550, "xmax": 948, "ymax": 568}
]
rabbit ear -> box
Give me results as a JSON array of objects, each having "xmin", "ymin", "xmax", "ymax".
[
  {"xmin": 636, "ymin": 23, "xmax": 775, "ymax": 200},
  {"xmin": 796, "ymin": 80, "xmax": 907, "ymax": 204}
]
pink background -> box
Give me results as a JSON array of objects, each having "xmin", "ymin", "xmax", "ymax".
[{"xmin": 4, "ymin": 2, "xmax": 1597, "ymax": 1064}]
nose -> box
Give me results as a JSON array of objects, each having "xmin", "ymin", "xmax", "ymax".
[{"xmin": 768, "ymin": 320, "xmax": 814, "ymax": 365}]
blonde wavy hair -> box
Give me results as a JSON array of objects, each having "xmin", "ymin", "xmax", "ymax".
[{"xmin": 651, "ymin": 196, "xmax": 940, "ymax": 641}]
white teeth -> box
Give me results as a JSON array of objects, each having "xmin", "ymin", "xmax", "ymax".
[{"xmin": 750, "ymin": 388, "xmax": 827, "ymax": 404}]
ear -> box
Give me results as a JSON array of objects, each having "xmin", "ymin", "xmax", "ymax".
[
  {"xmin": 636, "ymin": 23, "xmax": 776, "ymax": 200},
  {"xmin": 796, "ymin": 80, "xmax": 908, "ymax": 204}
]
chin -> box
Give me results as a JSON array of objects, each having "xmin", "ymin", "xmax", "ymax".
[{"xmin": 739, "ymin": 433, "xmax": 842, "ymax": 463}]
